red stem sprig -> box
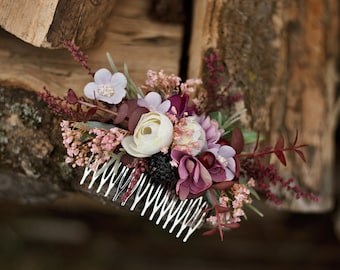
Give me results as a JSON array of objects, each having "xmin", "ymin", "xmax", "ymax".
[
  {"xmin": 63, "ymin": 40, "xmax": 94, "ymax": 77},
  {"xmin": 239, "ymin": 131, "xmax": 307, "ymax": 166},
  {"xmin": 202, "ymin": 186, "xmax": 240, "ymax": 241}
]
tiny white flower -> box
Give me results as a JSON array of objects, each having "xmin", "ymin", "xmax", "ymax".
[{"xmin": 84, "ymin": 68, "xmax": 127, "ymax": 104}]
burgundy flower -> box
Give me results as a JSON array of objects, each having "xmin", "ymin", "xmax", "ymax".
[
  {"xmin": 198, "ymin": 151, "xmax": 227, "ymax": 182},
  {"xmin": 168, "ymin": 94, "xmax": 195, "ymax": 118},
  {"xmin": 171, "ymin": 149, "xmax": 212, "ymax": 200}
]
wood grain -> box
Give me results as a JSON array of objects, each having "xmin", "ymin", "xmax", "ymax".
[
  {"xmin": 0, "ymin": 0, "xmax": 116, "ymax": 48},
  {"xmin": 188, "ymin": 0, "xmax": 339, "ymax": 212}
]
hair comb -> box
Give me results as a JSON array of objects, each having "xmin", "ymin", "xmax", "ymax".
[{"xmin": 80, "ymin": 156, "xmax": 209, "ymax": 242}]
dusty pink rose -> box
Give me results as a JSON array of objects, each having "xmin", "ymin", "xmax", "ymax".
[{"xmin": 171, "ymin": 149, "xmax": 212, "ymax": 200}]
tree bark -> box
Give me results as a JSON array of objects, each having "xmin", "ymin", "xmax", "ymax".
[{"xmin": 189, "ymin": 0, "xmax": 339, "ymax": 212}]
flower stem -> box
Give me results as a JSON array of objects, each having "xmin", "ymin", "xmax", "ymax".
[{"xmin": 77, "ymin": 100, "xmax": 118, "ymax": 117}]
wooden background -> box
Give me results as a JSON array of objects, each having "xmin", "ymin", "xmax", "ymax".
[{"xmin": 0, "ymin": 0, "xmax": 339, "ymax": 268}]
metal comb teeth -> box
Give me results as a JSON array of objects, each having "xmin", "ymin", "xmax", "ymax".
[{"xmin": 80, "ymin": 157, "xmax": 209, "ymax": 242}]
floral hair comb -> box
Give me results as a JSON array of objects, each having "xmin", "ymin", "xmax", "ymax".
[{"xmin": 40, "ymin": 41, "xmax": 319, "ymax": 242}]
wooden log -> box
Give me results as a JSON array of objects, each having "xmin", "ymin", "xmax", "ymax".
[
  {"xmin": 189, "ymin": 0, "xmax": 339, "ymax": 212},
  {"xmin": 0, "ymin": 0, "xmax": 116, "ymax": 48}
]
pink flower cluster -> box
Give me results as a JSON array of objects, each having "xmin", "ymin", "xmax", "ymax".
[
  {"xmin": 142, "ymin": 70, "xmax": 202, "ymax": 98},
  {"xmin": 207, "ymin": 179, "xmax": 255, "ymax": 226},
  {"xmin": 60, "ymin": 120, "xmax": 126, "ymax": 170},
  {"xmin": 61, "ymin": 120, "xmax": 91, "ymax": 167}
]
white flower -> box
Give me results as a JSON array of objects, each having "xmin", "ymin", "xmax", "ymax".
[
  {"xmin": 84, "ymin": 68, "xmax": 127, "ymax": 104},
  {"xmin": 172, "ymin": 116, "xmax": 206, "ymax": 156},
  {"xmin": 121, "ymin": 111, "xmax": 173, "ymax": 157}
]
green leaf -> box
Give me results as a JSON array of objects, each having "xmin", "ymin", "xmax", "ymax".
[
  {"xmin": 249, "ymin": 186, "xmax": 261, "ymax": 200},
  {"xmin": 85, "ymin": 121, "xmax": 116, "ymax": 130},
  {"xmin": 80, "ymin": 132, "xmax": 95, "ymax": 143},
  {"xmin": 106, "ymin": 52, "xmax": 118, "ymax": 73},
  {"xmin": 209, "ymin": 111, "xmax": 225, "ymax": 126},
  {"xmin": 204, "ymin": 189, "xmax": 220, "ymax": 207},
  {"xmin": 242, "ymin": 131, "xmax": 264, "ymax": 144},
  {"xmin": 221, "ymin": 108, "xmax": 247, "ymax": 135},
  {"xmin": 123, "ymin": 63, "xmax": 144, "ymax": 99},
  {"xmin": 246, "ymin": 203, "xmax": 264, "ymax": 217}
]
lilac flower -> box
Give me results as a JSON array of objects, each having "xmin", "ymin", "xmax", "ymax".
[
  {"xmin": 196, "ymin": 114, "xmax": 223, "ymax": 149},
  {"xmin": 84, "ymin": 68, "xmax": 127, "ymax": 104},
  {"xmin": 209, "ymin": 145, "xmax": 236, "ymax": 180},
  {"xmin": 137, "ymin": 91, "xmax": 170, "ymax": 113},
  {"xmin": 171, "ymin": 149, "xmax": 212, "ymax": 200}
]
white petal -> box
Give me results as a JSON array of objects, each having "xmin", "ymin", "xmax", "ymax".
[
  {"xmin": 226, "ymin": 169, "xmax": 235, "ymax": 180},
  {"xmin": 110, "ymin": 89, "xmax": 127, "ymax": 104},
  {"xmin": 144, "ymin": 92, "xmax": 162, "ymax": 108},
  {"xmin": 84, "ymin": 82, "xmax": 98, "ymax": 99},
  {"xmin": 158, "ymin": 100, "xmax": 171, "ymax": 113},
  {"xmin": 121, "ymin": 136, "xmax": 149, "ymax": 158},
  {"xmin": 94, "ymin": 68, "xmax": 112, "ymax": 84},
  {"xmin": 219, "ymin": 145, "xmax": 236, "ymax": 157},
  {"xmin": 111, "ymin": 72, "xmax": 127, "ymax": 90},
  {"xmin": 227, "ymin": 157, "xmax": 236, "ymax": 173}
]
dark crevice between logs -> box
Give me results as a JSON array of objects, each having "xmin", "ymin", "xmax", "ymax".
[{"xmin": 149, "ymin": 0, "xmax": 193, "ymax": 80}]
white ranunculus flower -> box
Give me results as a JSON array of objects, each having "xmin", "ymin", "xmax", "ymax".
[{"xmin": 121, "ymin": 111, "xmax": 173, "ymax": 157}]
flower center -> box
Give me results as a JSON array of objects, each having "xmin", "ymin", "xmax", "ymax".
[
  {"xmin": 217, "ymin": 155, "xmax": 227, "ymax": 167},
  {"xmin": 98, "ymin": 84, "xmax": 115, "ymax": 97}
]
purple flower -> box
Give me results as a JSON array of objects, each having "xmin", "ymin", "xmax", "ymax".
[
  {"xmin": 209, "ymin": 145, "xmax": 236, "ymax": 180},
  {"xmin": 84, "ymin": 68, "xmax": 127, "ymax": 104},
  {"xmin": 137, "ymin": 91, "xmax": 170, "ymax": 113},
  {"xmin": 196, "ymin": 114, "xmax": 223, "ymax": 149},
  {"xmin": 199, "ymin": 152, "xmax": 227, "ymax": 182},
  {"xmin": 171, "ymin": 149, "xmax": 212, "ymax": 200}
]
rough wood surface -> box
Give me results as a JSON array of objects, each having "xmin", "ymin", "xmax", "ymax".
[
  {"xmin": 0, "ymin": 0, "xmax": 115, "ymax": 48},
  {"xmin": 189, "ymin": 0, "xmax": 339, "ymax": 212},
  {"xmin": 0, "ymin": 0, "xmax": 183, "ymax": 203}
]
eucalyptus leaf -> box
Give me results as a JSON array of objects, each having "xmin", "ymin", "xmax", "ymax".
[
  {"xmin": 106, "ymin": 52, "xmax": 118, "ymax": 73},
  {"xmin": 249, "ymin": 186, "xmax": 261, "ymax": 200},
  {"xmin": 243, "ymin": 131, "xmax": 264, "ymax": 144},
  {"xmin": 85, "ymin": 121, "xmax": 116, "ymax": 130},
  {"xmin": 246, "ymin": 203, "xmax": 264, "ymax": 217},
  {"xmin": 123, "ymin": 63, "xmax": 144, "ymax": 99}
]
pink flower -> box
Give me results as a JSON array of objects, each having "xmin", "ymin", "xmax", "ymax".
[
  {"xmin": 171, "ymin": 149, "xmax": 212, "ymax": 200},
  {"xmin": 84, "ymin": 68, "xmax": 127, "ymax": 104}
]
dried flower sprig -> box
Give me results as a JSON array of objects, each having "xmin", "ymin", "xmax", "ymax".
[{"xmin": 63, "ymin": 40, "xmax": 94, "ymax": 76}]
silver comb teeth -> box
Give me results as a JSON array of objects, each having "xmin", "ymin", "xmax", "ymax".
[{"xmin": 80, "ymin": 157, "xmax": 209, "ymax": 242}]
